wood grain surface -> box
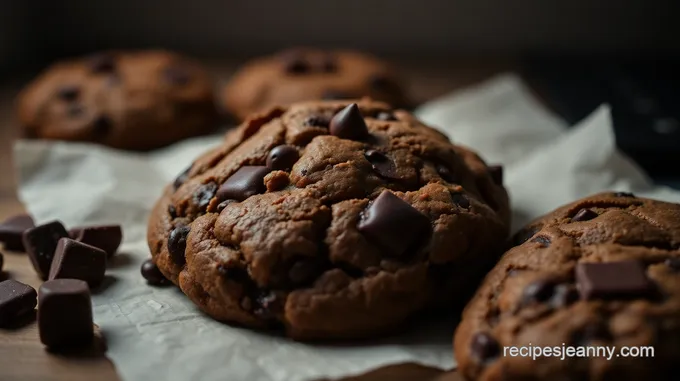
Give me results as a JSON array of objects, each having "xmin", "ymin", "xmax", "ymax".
[{"xmin": 0, "ymin": 58, "xmax": 512, "ymax": 381}]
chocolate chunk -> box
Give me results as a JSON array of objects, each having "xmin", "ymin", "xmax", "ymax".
[
  {"xmin": 163, "ymin": 65, "xmax": 191, "ymax": 85},
  {"xmin": 470, "ymin": 332, "xmax": 500, "ymax": 362},
  {"xmin": 576, "ymin": 260, "xmax": 653, "ymax": 300},
  {"xmin": 358, "ymin": 191, "xmax": 431, "ymax": 257},
  {"xmin": 168, "ymin": 226, "xmax": 190, "ymax": 265},
  {"xmin": 304, "ymin": 115, "xmax": 331, "ymax": 127},
  {"xmin": 168, "ymin": 205, "xmax": 177, "ymax": 219},
  {"xmin": 38, "ymin": 279, "xmax": 93, "ymax": 349},
  {"xmin": 193, "ymin": 182, "xmax": 218, "ymax": 212},
  {"xmin": 614, "ymin": 191, "xmax": 635, "ymax": 198},
  {"xmin": 365, "ymin": 150, "xmax": 397, "ymax": 179},
  {"xmin": 551, "ymin": 284, "xmax": 579, "ymax": 308},
  {"xmin": 488, "ymin": 165, "xmax": 503, "ymax": 185},
  {"xmin": 450, "ymin": 193, "xmax": 470, "ymax": 209},
  {"xmin": 288, "ymin": 259, "xmax": 321, "ymax": 285},
  {"xmin": 91, "ymin": 115, "xmax": 113, "ymax": 138},
  {"xmin": 522, "ymin": 279, "xmax": 556, "ymax": 305},
  {"xmin": 173, "ymin": 165, "xmax": 192, "ymax": 190},
  {"xmin": 329, "ymin": 103, "xmax": 369, "ymax": 140},
  {"xmin": 530, "ymin": 235, "xmax": 551, "ymax": 247},
  {"xmin": 0, "ymin": 214, "xmax": 35, "ymax": 251},
  {"xmin": 436, "ymin": 163, "xmax": 457, "ymax": 183},
  {"xmin": 0, "ymin": 280, "xmax": 37, "ymax": 326},
  {"xmin": 266, "ymin": 145, "xmax": 299, "ymax": 171},
  {"xmin": 322, "ymin": 90, "xmax": 353, "ymax": 100},
  {"xmin": 69, "ymin": 225, "xmax": 122, "ymax": 258},
  {"xmin": 141, "ymin": 259, "xmax": 168, "ymax": 286},
  {"xmin": 87, "ymin": 53, "xmax": 116, "ymax": 73},
  {"xmin": 48, "ymin": 238, "xmax": 107, "ymax": 287},
  {"xmin": 23, "ymin": 221, "xmax": 69, "ymax": 280},
  {"xmin": 375, "ymin": 111, "xmax": 397, "ymax": 121},
  {"xmin": 56, "ymin": 85, "xmax": 80, "ymax": 101},
  {"xmin": 665, "ymin": 258, "xmax": 680, "ymax": 271},
  {"xmin": 572, "ymin": 208, "xmax": 598, "ymax": 222},
  {"xmin": 217, "ymin": 166, "xmax": 269, "ymax": 202}
]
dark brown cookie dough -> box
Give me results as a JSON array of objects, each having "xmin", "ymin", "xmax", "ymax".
[
  {"xmin": 454, "ymin": 192, "xmax": 680, "ymax": 381},
  {"xmin": 222, "ymin": 49, "xmax": 410, "ymax": 121},
  {"xmin": 17, "ymin": 50, "xmax": 218, "ymax": 151},
  {"xmin": 148, "ymin": 99, "xmax": 509, "ymax": 340}
]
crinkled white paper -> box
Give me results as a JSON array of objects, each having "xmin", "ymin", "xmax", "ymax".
[{"xmin": 14, "ymin": 74, "xmax": 680, "ymax": 381}]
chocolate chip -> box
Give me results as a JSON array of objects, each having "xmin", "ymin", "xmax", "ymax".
[
  {"xmin": 23, "ymin": 221, "xmax": 69, "ymax": 280},
  {"xmin": 358, "ymin": 191, "xmax": 431, "ymax": 257},
  {"xmin": 576, "ymin": 260, "xmax": 653, "ymax": 300},
  {"xmin": 56, "ymin": 85, "xmax": 80, "ymax": 101},
  {"xmin": 168, "ymin": 205, "xmax": 177, "ymax": 219},
  {"xmin": 163, "ymin": 65, "xmax": 191, "ymax": 85},
  {"xmin": 253, "ymin": 291, "xmax": 282, "ymax": 319},
  {"xmin": 38, "ymin": 279, "xmax": 93, "ymax": 349},
  {"xmin": 288, "ymin": 259, "xmax": 320, "ymax": 285},
  {"xmin": 365, "ymin": 150, "xmax": 397, "ymax": 179},
  {"xmin": 193, "ymin": 182, "xmax": 218, "ymax": 212},
  {"xmin": 267, "ymin": 145, "xmax": 299, "ymax": 171},
  {"xmin": 436, "ymin": 163, "xmax": 457, "ymax": 183},
  {"xmin": 0, "ymin": 280, "xmax": 37, "ymax": 327},
  {"xmin": 91, "ymin": 115, "xmax": 113, "ymax": 138},
  {"xmin": 522, "ymin": 279, "xmax": 556, "ymax": 305},
  {"xmin": 48, "ymin": 238, "xmax": 106, "ymax": 287},
  {"xmin": 168, "ymin": 226, "xmax": 190, "ymax": 265},
  {"xmin": 488, "ymin": 165, "xmax": 503, "ymax": 185},
  {"xmin": 665, "ymin": 258, "xmax": 680, "ymax": 271},
  {"xmin": 87, "ymin": 53, "xmax": 116, "ymax": 74},
  {"xmin": 450, "ymin": 193, "xmax": 470, "ymax": 209},
  {"xmin": 69, "ymin": 225, "xmax": 122, "ymax": 258},
  {"xmin": 304, "ymin": 115, "xmax": 332, "ymax": 127},
  {"xmin": 470, "ymin": 332, "xmax": 500, "ymax": 362},
  {"xmin": 141, "ymin": 259, "xmax": 168, "ymax": 286},
  {"xmin": 283, "ymin": 57, "xmax": 310, "ymax": 74},
  {"xmin": 530, "ymin": 235, "xmax": 551, "ymax": 247},
  {"xmin": 217, "ymin": 166, "xmax": 269, "ymax": 202},
  {"xmin": 572, "ymin": 208, "xmax": 598, "ymax": 222},
  {"xmin": 173, "ymin": 166, "xmax": 192, "ymax": 190},
  {"xmin": 375, "ymin": 111, "xmax": 397, "ymax": 121},
  {"xmin": 329, "ymin": 103, "xmax": 369, "ymax": 140},
  {"xmin": 551, "ymin": 284, "xmax": 579, "ymax": 308},
  {"xmin": 614, "ymin": 191, "xmax": 635, "ymax": 198},
  {"xmin": 0, "ymin": 214, "xmax": 35, "ymax": 251}
]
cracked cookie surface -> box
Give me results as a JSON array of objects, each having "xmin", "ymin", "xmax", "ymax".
[
  {"xmin": 148, "ymin": 99, "xmax": 509, "ymax": 340},
  {"xmin": 17, "ymin": 50, "xmax": 218, "ymax": 150},
  {"xmin": 454, "ymin": 192, "xmax": 680, "ymax": 380}
]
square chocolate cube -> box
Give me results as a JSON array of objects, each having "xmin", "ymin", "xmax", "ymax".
[
  {"xmin": 49, "ymin": 238, "xmax": 107, "ymax": 287},
  {"xmin": 38, "ymin": 279, "xmax": 93, "ymax": 348}
]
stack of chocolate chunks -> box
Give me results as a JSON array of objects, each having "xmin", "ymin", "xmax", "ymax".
[{"xmin": 0, "ymin": 214, "xmax": 122, "ymax": 349}]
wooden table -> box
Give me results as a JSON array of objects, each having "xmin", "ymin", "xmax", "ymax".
[{"xmin": 0, "ymin": 58, "xmax": 512, "ymax": 381}]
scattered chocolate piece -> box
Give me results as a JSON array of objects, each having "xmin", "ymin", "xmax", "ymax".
[
  {"xmin": 173, "ymin": 166, "xmax": 192, "ymax": 190},
  {"xmin": 0, "ymin": 280, "xmax": 37, "ymax": 326},
  {"xmin": 91, "ymin": 115, "xmax": 113, "ymax": 138},
  {"xmin": 329, "ymin": 103, "xmax": 369, "ymax": 140},
  {"xmin": 168, "ymin": 226, "xmax": 190, "ymax": 265},
  {"xmin": 450, "ymin": 193, "xmax": 470, "ymax": 209},
  {"xmin": 357, "ymin": 191, "xmax": 431, "ymax": 257},
  {"xmin": 375, "ymin": 111, "xmax": 397, "ymax": 121},
  {"xmin": 576, "ymin": 260, "xmax": 653, "ymax": 300},
  {"xmin": 522, "ymin": 279, "xmax": 556, "ymax": 305},
  {"xmin": 141, "ymin": 259, "xmax": 167, "ymax": 285},
  {"xmin": 488, "ymin": 165, "xmax": 503, "ymax": 185},
  {"xmin": 470, "ymin": 332, "xmax": 500, "ymax": 362},
  {"xmin": 163, "ymin": 65, "xmax": 191, "ymax": 85},
  {"xmin": 56, "ymin": 85, "xmax": 80, "ymax": 101},
  {"xmin": 38, "ymin": 279, "xmax": 93, "ymax": 349},
  {"xmin": 614, "ymin": 191, "xmax": 635, "ymax": 198},
  {"xmin": 571, "ymin": 208, "xmax": 598, "ymax": 222},
  {"xmin": 48, "ymin": 238, "xmax": 106, "ymax": 287},
  {"xmin": 69, "ymin": 225, "xmax": 122, "ymax": 258},
  {"xmin": 23, "ymin": 221, "xmax": 69, "ymax": 280},
  {"xmin": 266, "ymin": 145, "xmax": 299, "ymax": 171},
  {"xmin": 217, "ymin": 166, "xmax": 269, "ymax": 202},
  {"xmin": 365, "ymin": 150, "xmax": 397, "ymax": 179},
  {"xmin": 87, "ymin": 53, "xmax": 116, "ymax": 73},
  {"xmin": 665, "ymin": 258, "xmax": 680, "ymax": 271},
  {"xmin": 530, "ymin": 235, "xmax": 551, "ymax": 247},
  {"xmin": 0, "ymin": 214, "xmax": 35, "ymax": 251},
  {"xmin": 304, "ymin": 115, "xmax": 331, "ymax": 128},
  {"xmin": 551, "ymin": 284, "xmax": 579, "ymax": 308},
  {"xmin": 193, "ymin": 182, "xmax": 218, "ymax": 212}
]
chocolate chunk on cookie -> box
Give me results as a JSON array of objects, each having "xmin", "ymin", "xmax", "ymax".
[
  {"xmin": 455, "ymin": 192, "xmax": 680, "ymax": 381},
  {"xmin": 147, "ymin": 99, "xmax": 509, "ymax": 340}
]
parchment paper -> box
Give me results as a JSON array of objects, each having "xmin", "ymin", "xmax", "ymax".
[{"xmin": 14, "ymin": 74, "xmax": 680, "ymax": 381}]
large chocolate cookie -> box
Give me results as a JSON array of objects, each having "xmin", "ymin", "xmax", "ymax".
[
  {"xmin": 148, "ymin": 99, "xmax": 509, "ymax": 340},
  {"xmin": 17, "ymin": 50, "xmax": 218, "ymax": 150},
  {"xmin": 222, "ymin": 49, "xmax": 410, "ymax": 121},
  {"xmin": 454, "ymin": 192, "xmax": 680, "ymax": 380}
]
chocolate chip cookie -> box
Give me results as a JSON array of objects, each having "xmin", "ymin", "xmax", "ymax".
[
  {"xmin": 17, "ymin": 50, "xmax": 218, "ymax": 150},
  {"xmin": 222, "ymin": 49, "xmax": 410, "ymax": 121},
  {"xmin": 147, "ymin": 99, "xmax": 509, "ymax": 340},
  {"xmin": 454, "ymin": 192, "xmax": 680, "ymax": 380}
]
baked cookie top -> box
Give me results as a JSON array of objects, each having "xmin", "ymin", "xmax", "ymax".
[
  {"xmin": 222, "ymin": 49, "xmax": 410, "ymax": 121},
  {"xmin": 148, "ymin": 99, "xmax": 509, "ymax": 340},
  {"xmin": 17, "ymin": 50, "xmax": 218, "ymax": 150},
  {"xmin": 455, "ymin": 192, "xmax": 680, "ymax": 380}
]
